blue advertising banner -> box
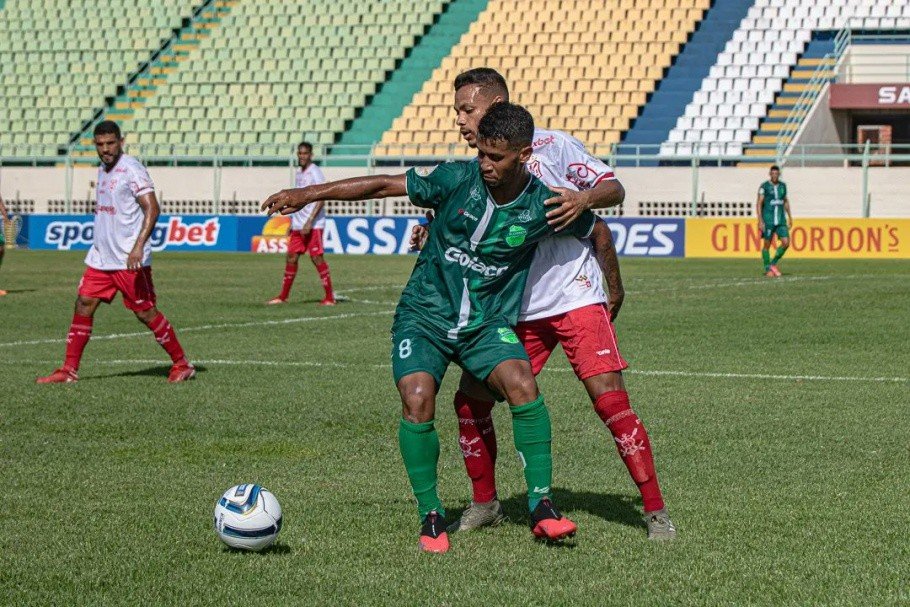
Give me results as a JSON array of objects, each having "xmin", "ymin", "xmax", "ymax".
[{"xmin": 25, "ymin": 215, "xmax": 685, "ymax": 257}]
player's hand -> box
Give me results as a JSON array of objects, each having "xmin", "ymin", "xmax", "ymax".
[
  {"xmin": 607, "ymin": 287, "xmax": 624, "ymax": 321},
  {"xmin": 301, "ymin": 226, "xmax": 312, "ymax": 236},
  {"xmin": 409, "ymin": 211, "xmax": 434, "ymax": 251},
  {"xmin": 545, "ymin": 187, "xmax": 592, "ymax": 232},
  {"xmin": 261, "ymin": 188, "xmax": 313, "ymax": 216},
  {"xmin": 126, "ymin": 246, "xmax": 143, "ymax": 272}
]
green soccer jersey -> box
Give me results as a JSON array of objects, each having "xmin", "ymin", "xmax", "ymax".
[
  {"xmin": 399, "ymin": 161, "xmax": 597, "ymax": 339},
  {"xmin": 759, "ymin": 180, "xmax": 788, "ymax": 226}
]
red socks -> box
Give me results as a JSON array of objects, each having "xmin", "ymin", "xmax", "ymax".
[
  {"xmin": 148, "ymin": 312, "xmax": 187, "ymax": 365},
  {"xmin": 316, "ymin": 262, "xmax": 334, "ymax": 301},
  {"xmin": 64, "ymin": 314, "xmax": 93, "ymax": 372},
  {"xmin": 454, "ymin": 391, "xmax": 498, "ymax": 503},
  {"xmin": 279, "ymin": 262, "xmax": 298, "ymax": 300},
  {"xmin": 594, "ymin": 390, "xmax": 665, "ymax": 513}
]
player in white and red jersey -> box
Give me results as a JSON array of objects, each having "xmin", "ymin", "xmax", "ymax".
[
  {"xmin": 412, "ymin": 69, "xmax": 674, "ymax": 539},
  {"xmin": 37, "ymin": 121, "xmax": 194, "ymax": 384},
  {"xmin": 267, "ymin": 141, "xmax": 335, "ymax": 305}
]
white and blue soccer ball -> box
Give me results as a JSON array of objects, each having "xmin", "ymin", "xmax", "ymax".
[{"xmin": 213, "ymin": 484, "xmax": 283, "ymax": 551}]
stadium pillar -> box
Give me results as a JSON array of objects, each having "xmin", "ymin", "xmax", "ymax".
[
  {"xmin": 861, "ymin": 140, "xmax": 870, "ymax": 218},
  {"xmin": 64, "ymin": 152, "xmax": 73, "ymax": 214},
  {"xmin": 690, "ymin": 155, "xmax": 699, "ymax": 216}
]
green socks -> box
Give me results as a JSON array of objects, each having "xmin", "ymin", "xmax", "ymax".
[
  {"xmin": 771, "ymin": 246, "xmax": 787, "ymax": 265},
  {"xmin": 398, "ymin": 418, "xmax": 443, "ymax": 519},
  {"xmin": 510, "ymin": 395, "xmax": 553, "ymax": 511},
  {"xmin": 761, "ymin": 248, "xmax": 771, "ymax": 271}
]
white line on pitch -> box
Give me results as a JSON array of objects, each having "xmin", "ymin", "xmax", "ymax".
[
  {"xmin": 0, "ymin": 310, "xmax": 394, "ymax": 348},
  {"xmin": 4, "ymin": 358, "xmax": 906, "ymax": 383}
]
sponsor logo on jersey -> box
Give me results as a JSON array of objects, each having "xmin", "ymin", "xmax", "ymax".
[
  {"xmin": 44, "ymin": 216, "xmax": 221, "ymax": 251},
  {"xmin": 575, "ymin": 274, "xmax": 592, "ymax": 289},
  {"xmin": 458, "ymin": 208, "xmax": 480, "ymax": 221},
  {"xmin": 518, "ymin": 209, "xmax": 532, "ymax": 223},
  {"xmin": 506, "ymin": 224, "xmax": 527, "ymax": 247},
  {"xmin": 414, "ymin": 165, "xmax": 437, "ymax": 177},
  {"xmin": 533, "ymin": 135, "xmax": 556, "ymax": 148},
  {"xmin": 444, "ymin": 246, "xmax": 508, "ymax": 277},
  {"xmin": 497, "ymin": 327, "xmax": 520, "ymax": 344}
]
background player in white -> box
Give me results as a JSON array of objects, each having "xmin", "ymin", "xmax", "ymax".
[
  {"xmin": 267, "ymin": 141, "xmax": 335, "ymax": 305},
  {"xmin": 413, "ymin": 68, "xmax": 674, "ymax": 539},
  {"xmin": 37, "ymin": 121, "xmax": 194, "ymax": 384}
]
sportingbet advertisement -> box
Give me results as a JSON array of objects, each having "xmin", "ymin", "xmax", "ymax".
[
  {"xmin": 685, "ymin": 218, "xmax": 910, "ymax": 259},
  {"xmin": 28, "ymin": 215, "xmax": 235, "ymax": 252}
]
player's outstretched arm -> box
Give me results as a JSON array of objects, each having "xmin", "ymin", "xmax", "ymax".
[
  {"xmin": 590, "ymin": 219, "xmax": 624, "ymax": 320},
  {"xmin": 756, "ymin": 192, "xmax": 765, "ymax": 231},
  {"xmin": 545, "ymin": 179, "xmax": 625, "ymax": 232},
  {"xmin": 784, "ymin": 197, "xmax": 793, "ymax": 228},
  {"xmin": 262, "ymin": 174, "xmax": 407, "ymax": 216}
]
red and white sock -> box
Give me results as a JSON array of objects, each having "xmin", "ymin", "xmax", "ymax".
[
  {"xmin": 279, "ymin": 263, "xmax": 298, "ymax": 300},
  {"xmin": 64, "ymin": 313, "xmax": 93, "ymax": 372},
  {"xmin": 148, "ymin": 312, "xmax": 187, "ymax": 365},
  {"xmin": 316, "ymin": 262, "xmax": 334, "ymax": 301},
  {"xmin": 454, "ymin": 390, "xmax": 498, "ymax": 503},
  {"xmin": 594, "ymin": 390, "xmax": 665, "ymax": 512}
]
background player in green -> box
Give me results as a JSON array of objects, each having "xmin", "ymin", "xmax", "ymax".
[
  {"xmin": 263, "ymin": 103, "xmax": 595, "ymax": 553},
  {"xmin": 757, "ymin": 164, "xmax": 793, "ymax": 277},
  {"xmin": 0, "ymin": 193, "xmax": 8, "ymax": 296}
]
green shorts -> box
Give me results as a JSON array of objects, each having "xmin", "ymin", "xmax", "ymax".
[
  {"xmin": 391, "ymin": 317, "xmax": 529, "ymax": 387},
  {"xmin": 762, "ymin": 224, "xmax": 789, "ymax": 241}
]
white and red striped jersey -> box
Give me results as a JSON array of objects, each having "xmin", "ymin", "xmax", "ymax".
[
  {"xmin": 85, "ymin": 154, "xmax": 155, "ymax": 271},
  {"xmin": 291, "ymin": 163, "xmax": 327, "ymax": 230},
  {"xmin": 519, "ymin": 128, "xmax": 617, "ymax": 322}
]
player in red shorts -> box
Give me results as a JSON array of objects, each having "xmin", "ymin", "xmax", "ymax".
[
  {"xmin": 36, "ymin": 121, "xmax": 194, "ymax": 384},
  {"xmin": 267, "ymin": 141, "xmax": 335, "ymax": 305},
  {"xmin": 412, "ymin": 69, "xmax": 674, "ymax": 539}
]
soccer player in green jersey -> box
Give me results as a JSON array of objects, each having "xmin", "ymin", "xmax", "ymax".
[
  {"xmin": 263, "ymin": 103, "xmax": 595, "ymax": 553},
  {"xmin": 757, "ymin": 165, "xmax": 793, "ymax": 277},
  {"xmin": 0, "ymin": 193, "xmax": 8, "ymax": 296}
]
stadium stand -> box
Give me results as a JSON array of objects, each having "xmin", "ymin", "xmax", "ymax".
[
  {"xmin": 661, "ymin": 0, "xmax": 910, "ymax": 160},
  {"xmin": 375, "ymin": 0, "xmax": 712, "ymax": 158},
  {"xmin": 0, "ymin": 0, "xmax": 195, "ymax": 154},
  {"xmin": 620, "ymin": 0, "xmax": 753, "ymax": 160},
  {"xmin": 118, "ymin": 0, "xmax": 449, "ymax": 156}
]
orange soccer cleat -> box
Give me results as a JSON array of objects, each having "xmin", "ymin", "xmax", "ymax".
[
  {"xmin": 769, "ymin": 265, "xmax": 782, "ymax": 277},
  {"xmin": 530, "ymin": 498, "xmax": 577, "ymax": 541},
  {"xmin": 36, "ymin": 367, "xmax": 79, "ymax": 384},
  {"xmin": 418, "ymin": 511, "xmax": 450, "ymax": 553},
  {"xmin": 266, "ymin": 297, "xmax": 288, "ymax": 305}
]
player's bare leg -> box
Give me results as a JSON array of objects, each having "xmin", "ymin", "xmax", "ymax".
[
  {"xmin": 584, "ymin": 371, "xmax": 675, "ymax": 540},
  {"xmin": 396, "ymin": 372, "xmax": 449, "ymax": 553},
  {"xmin": 486, "ymin": 360, "xmax": 577, "ymax": 541},
  {"xmin": 761, "ymin": 240, "xmax": 776, "ymax": 277},
  {"xmin": 269, "ymin": 251, "xmax": 300, "ymax": 304},
  {"xmin": 310, "ymin": 252, "xmax": 335, "ymax": 306},
  {"xmin": 769, "ymin": 236, "xmax": 789, "ymax": 276},
  {"xmin": 37, "ymin": 295, "xmax": 102, "ymax": 383},
  {"xmin": 448, "ymin": 373, "xmax": 505, "ymax": 532},
  {"xmin": 134, "ymin": 305, "xmax": 195, "ymax": 382}
]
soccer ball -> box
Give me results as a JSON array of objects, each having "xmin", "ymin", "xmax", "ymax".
[{"xmin": 213, "ymin": 484, "xmax": 283, "ymax": 551}]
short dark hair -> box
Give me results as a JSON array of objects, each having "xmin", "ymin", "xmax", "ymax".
[
  {"xmin": 454, "ymin": 68, "xmax": 509, "ymax": 100},
  {"xmin": 770, "ymin": 165, "xmax": 781, "ymax": 172},
  {"xmin": 298, "ymin": 141, "xmax": 313, "ymax": 152},
  {"xmin": 93, "ymin": 120, "xmax": 121, "ymax": 139},
  {"xmin": 477, "ymin": 102, "xmax": 533, "ymax": 150}
]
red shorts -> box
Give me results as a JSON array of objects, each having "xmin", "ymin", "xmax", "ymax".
[
  {"xmin": 288, "ymin": 229, "xmax": 324, "ymax": 256},
  {"xmin": 78, "ymin": 266, "xmax": 157, "ymax": 312},
  {"xmin": 515, "ymin": 303, "xmax": 628, "ymax": 380}
]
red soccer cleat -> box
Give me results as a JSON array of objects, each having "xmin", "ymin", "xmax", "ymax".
[
  {"xmin": 769, "ymin": 265, "xmax": 782, "ymax": 277},
  {"xmin": 530, "ymin": 498, "xmax": 577, "ymax": 541},
  {"xmin": 0, "ymin": 289, "xmax": 7, "ymax": 296},
  {"xmin": 318, "ymin": 298, "xmax": 336, "ymax": 306},
  {"xmin": 36, "ymin": 367, "xmax": 78, "ymax": 384},
  {"xmin": 764, "ymin": 270, "xmax": 775, "ymax": 278},
  {"xmin": 418, "ymin": 511, "xmax": 450, "ymax": 553},
  {"xmin": 266, "ymin": 297, "xmax": 287, "ymax": 305},
  {"xmin": 168, "ymin": 362, "xmax": 196, "ymax": 383}
]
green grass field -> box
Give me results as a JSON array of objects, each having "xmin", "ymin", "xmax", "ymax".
[{"xmin": 1, "ymin": 250, "xmax": 908, "ymax": 606}]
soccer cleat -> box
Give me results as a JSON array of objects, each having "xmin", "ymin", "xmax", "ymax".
[
  {"xmin": 447, "ymin": 499, "xmax": 506, "ymax": 533},
  {"xmin": 318, "ymin": 298, "xmax": 336, "ymax": 306},
  {"xmin": 36, "ymin": 367, "xmax": 78, "ymax": 384},
  {"xmin": 530, "ymin": 497, "xmax": 577, "ymax": 541},
  {"xmin": 168, "ymin": 362, "xmax": 196, "ymax": 383},
  {"xmin": 0, "ymin": 289, "xmax": 7, "ymax": 296},
  {"xmin": 764, "ymin": 270, "xmax": 775, "ymax": 278},
  {"xmin": 418, "ymin": 511, "xmax": 450, "ymax": 553},
  {"xmin": 266, "ymin": 297, "xmax": 287, "ymax": 305},
  {"xmin": 644, "ymin": 508, "xmax": 677, "ymax": 540},
  {"xmin": 769, "ymin": 265, "xmax": 782, "ymax": 277}
]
